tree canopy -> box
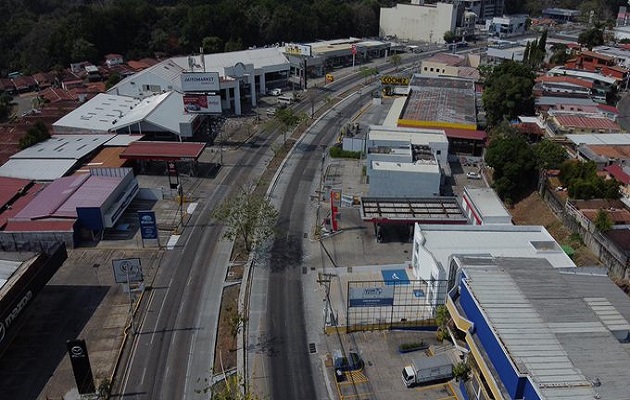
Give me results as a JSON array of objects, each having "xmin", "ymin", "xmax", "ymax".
[
  {"xmin": 559, "ymin": 160, "xmax": 621, "ymax": 200},
  {"xmin": 533, "ymin": 139, "xmax": 568, "ymax": 170},
  {"xmin": 481, "ymin": 61, "xmax": 535, "ymax": 127},
  {"xmin": 0, "ymin": 0, "xmax": 387, "ymax": 75},
  {"xmin": 484, "ymin": 125, "xmax": 538, "ymax": 203}
]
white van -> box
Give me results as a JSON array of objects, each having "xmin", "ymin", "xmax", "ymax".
[{"xmin": 277, "ymin": 95, "xmax": 294, "ymax": 106}]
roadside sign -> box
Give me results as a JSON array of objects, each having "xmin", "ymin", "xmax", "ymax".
[
  {"xmin": 138, "ymin": 210, "xmax": 158, "ymax": 240},
  {"xmin": 351, "ymin": 44, "xmax": 357, "ymax": 55},
  {"xmin": 349, "ymin": 286, "xmax": 394, "ymax": 307},
  {"xmin": 112, "ymin": 258, "xmax": 143, "ymax": 284}
]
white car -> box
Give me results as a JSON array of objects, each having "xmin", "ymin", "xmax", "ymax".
[
  {"xmin": 267, "ymin": 88, "xmax": 282, "ymax": 96},
  {"xmin": 466, "ymin": 172, "xmax": 481, "ymax": 180}
]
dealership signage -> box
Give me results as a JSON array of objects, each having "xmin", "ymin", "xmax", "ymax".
[
  {"xmin": 349, "ymin": 286, "xmax": 395, "ymax": 307},
  {"xmin": 284, "ymin": 43, "xmax": 312, "ymax": 57},
  {"xmin": 138, "ymin": 210, "xmax": 158, "ymax": 240},
  {"xmin": 112, "ymin": 258, "xmax": 143, "ymax": 284},
  {"xmin": 183, "ymin": 94, "xmax": 222, "ymax": 114},
  {"xmin": 380, "ymin": 75, "xmax": 410, "ymax": 86},
  {"xmin": 0, "ymin": 290, "xmax": 33, "ymax": 344},
  {"xmin": 180, "ymin": 71, "xmax": 220, "ymax": 92},
  {"xmin": 67, "ymin": 339, "xmax": 96, "ymax": 394}
]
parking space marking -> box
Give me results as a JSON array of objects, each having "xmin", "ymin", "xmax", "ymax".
[
  {"xmin": 415, "ymin": 381, "xmax": 452, "ymax": 393},
  {"xmin": 342, "ymin": 370, "xmax": 369, "ymax": 383}
]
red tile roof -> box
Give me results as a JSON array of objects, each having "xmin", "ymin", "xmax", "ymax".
[
  {"xmin": 597, "ymin": 104, "xmax": 619, "ymax": 114},
  {"xmin": 514, "ymin": 122, "xmax": 545, "ymax": 136},
  {"xmin": 554, "ymin": 115, "xmax": 621, "ymax": 131},
  {"xmin": 535, "ymin": 75, "xmax": 593, "ymax": 89},
  {"xmin": 604, "ymin": 164, "xmax": 630, "ymax": 185},
  {"xmin": 120, "ymin": 141, "xmax": 206, "ymax": 161},
  {"xmin": 580, "ymin": 50, "xmax": 614, "ymax": 62}
]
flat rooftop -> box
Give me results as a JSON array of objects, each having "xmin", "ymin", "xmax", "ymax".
[
  {"xmin": 368, "ymin": 126, "xmax": 448, "ymax": 145},
  {"xmin": 360, "ymin": 197, "xmax": 468, "ymax": 224},
  {"xmin": 400, "ymin": 76, "xmax": 477, "ymax": 128},
  {"xmin": 459, "ymin": 256, "xmax": 630, "ymax": 399},
  {"xmin": 415, "ymin": 224, "xmax": 576, "ymax": 270},
  {"xmin": 371, "ymin": 160, "xmax": 438, "ymax": 173},
  {"xmin": 463, "ymin": 187, "xmax": 511, "ymax": 220},
  {"xmin": 566, "ymin": 133, "xmax": 630, "ymax": 146}
]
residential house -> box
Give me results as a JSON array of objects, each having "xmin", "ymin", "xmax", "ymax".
[{"xmin": 104, "ymin": 54, "xmax": 124, "ymax": 68}]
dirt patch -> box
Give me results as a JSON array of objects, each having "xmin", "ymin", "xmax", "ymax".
[
  {"xmin": 510, "ymin": 191, "xmax": 601, "ymax": 266},
  {"xmin": 227, "ymin": 264, "xmax": 244, "ymax": 281},
  {"xmin": 213, "ymin": 284, "xmax": 241, "ymax": 372}
]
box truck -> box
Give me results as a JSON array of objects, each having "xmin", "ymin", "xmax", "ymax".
[{"xmin": 401, "ymin": 353, "xmax": 453, "ymax": 388}]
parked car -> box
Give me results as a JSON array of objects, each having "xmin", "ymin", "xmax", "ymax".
[
  {"xmin": 266, "ymin": 108, "xmax": 277, "ymax": 117},
  {"xmin": 466, "ymin": 172, "xmax": 481, "ymax": 180},
  {"xmin": 267, "ymin": 88, "xmax": 282, "ymax": 96}
]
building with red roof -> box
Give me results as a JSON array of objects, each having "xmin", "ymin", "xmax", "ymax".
[
  {"xmin": 1, "ymin": 167, "xmax": 139, "ymax": 249},
  {"xmin": 550, "ymin": 114, "xmax": 622, "ymax": 134}
]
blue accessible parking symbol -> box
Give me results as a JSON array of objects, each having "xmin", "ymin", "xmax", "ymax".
[{"xmin": 381, "ymin": 269, "xmax": 410, "ymax": 286}]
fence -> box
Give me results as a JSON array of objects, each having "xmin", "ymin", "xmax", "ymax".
[
  {"xmin": 539, "ymin": 186, "xmax": 629, "ymax": 280},
  {"xmin": 346, "ymin": 279, "xmax": 447, "ymax": 332}
]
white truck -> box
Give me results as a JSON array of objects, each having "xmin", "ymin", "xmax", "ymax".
[{"xmin": 401, "ymin": 353, "xmax": 453, "ymax": 388}]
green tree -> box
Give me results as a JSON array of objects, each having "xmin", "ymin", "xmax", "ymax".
[
  {"xmin": 211, "ymin": 185, "xmax": 278, "ymax": 252},
  {"xmin": 523, "ymin": 41, "xmax": 530, "ymax": 64},
  {"xmin": 19, "ymin": 121, "xmax": 50, "ymax": 149},
  {"xmin": 538, "ymin": 29, "xmax": 548, "ymax": 52},
  {"xmin": 105, "ymin": 72, "xmax": 121, "ymax": 91},
  {"xmin": 202, "ymin": 36, "xmax": 224, "ymax": 54},
  {"xmin": 273, "ymin": 107, "xmax": 306, "ymax": 145},
  {"xmin": 389, "ymin": 53, "xmax": 402, "ymax": 70},
  {"xmin": 453, "ymin": 362, "xmax": 471, "ymax": 382},
  {"xmin": 578, "ymin": 27, "xmax": 605, "ymax": 49},
  {"xmin": 533, "ymin": 139, "xmax": 568, "ymax": 170},
  {"xmin": 443, "ymin": 30, "xmax": 456, "ymax": 44},
  {"xmin": 481, "ymin": 60, "xmax": 535, "ymax": 126},
  {"xmin": 549, "ymin": 43, "xmax": 570, "ymax": 65},
  {"xmin": 485, "ymin": 127, "xmax": 538, "ymax": 201},
  {"xmin": 594, "ymin": 209, "xmax": 613, "ymax": 232}
]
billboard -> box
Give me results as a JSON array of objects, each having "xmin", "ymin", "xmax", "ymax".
[
  {"xmin": 183, "ymin": 94, "xmax": 222, "ymax": 114},
  {"xmin": 349, "ymin": 286, "xmax": 394, "ymax": 307},
  {"xmin": 112, "ymin": 258, "xmax": 143, "ymax": 284},
  {"xmin": 284, "ymin": 43, "xmax": 312, "ymax": 57},
  {"xmin": 180, "ymin": 71, "xmax": 220, "ymax": 92}
]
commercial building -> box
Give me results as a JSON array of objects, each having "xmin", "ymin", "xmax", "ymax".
[
  {"xmin": 460, "ymin": 187, "xmax": 512, "ymax": 225},
  {"xmin": 486, "ymin": 14, "xmax": 528, "ymax": 38},
  {"xmin": 0, "ymin": 168, "xmax": 138, "ymax": 251},
  {"xmin": 0, "ymin": 245, "xmax": 67, "ymax": 356},
  {"xmin": 448, "ymin": 256, "xmax": 630, "ymax": 400},
  {"xmin": 0, "ymin": 134, "xmax": 138, "ymax": 181},
  {"xmin": 284, "ymin": 38, "xmax": 391, "ymax": 84},
  {"xmin": 486, "ymin": 41, "xmax": 527, "ymax": 63},
  {"xmin": 379, "ymin": 2, "xmax": 459, "ymax": 43},
  {"xmin": 542, "ymin": 7, "xmax": 580, "ymax": 22},
  {"xmin": 420, "ymin": 53, "xmax": 481, "ymax": 80},
  {"xmin": 410, "ymin": 223, "xmax": 575, "ymax": 314}
]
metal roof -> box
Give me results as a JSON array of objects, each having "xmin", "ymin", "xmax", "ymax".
[
  {"xmin": 566, "ymin": 133, "xmax": 630, "ymax": 146},
  {"xmin": 459, "ymin": 256, "xmax": 630, "ymax": 400},
  {"xmin": 371, "ymin": 160, "xmax": 438, "ymax": 173},
  {"xmin": 120, "ymin": 141, "xmax": 206, "ymax": 161},
  {"xmin": 111, "ymin": 92, "xmax": 195, "ymax": 135},
  {"xmin": 0, "ymin": 177, "xmax": 31, "ymax": 208},
  {"xmin": 416, "ymin": 224, "xmax": 576, "ymax": 270},
  {"xmin": 171, "ymin": 47, "xmax": 289, "ymax": 73},
  {"xmin": 463, "ymin": 187, "xmax": 511, "ymax": 220},
  {"xmin": 368, "ymin": 125, "xmax": 448, "ymax": 145},
  {"xmin": 554, "ymin": 115, "xmax": 621, "ymax": 131},
  {"xmin": 10, "ymin": 134, "xmax": 114, "ymax": 160},
  {"xmin": 0, "ymin": 159, "xmax": 78, "ymax": 181},
  {"xmin": 360, "ymin": 197, "xmax": 468, "ymax": 224},
  {"xmin": 53, "ymin": 93, "xmax": 142, "ymax": 133}
]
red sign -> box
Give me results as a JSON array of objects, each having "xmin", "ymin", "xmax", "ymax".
[
  {"xmin": 351, "ymin": 44, "xmax": 357, "ymax": 55},
  {"xmin": 183, "ymin": 94, "xmax": 222, "ymax": 113}
]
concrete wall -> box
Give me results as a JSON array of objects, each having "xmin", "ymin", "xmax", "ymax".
[
  {"xmin": 380, "ymin": 3, "xmax": 457, "ymax": 43},
  {"xmin": 368, "ymin": 169, "xmax": 441, "ymax": 197},
  {"xmin": 0, "ymin": 232, "xmax": 76, "ymax": 252},
  {"xmin": 421, "ymin": 61, "xmax": 460, "ymax": 77}
]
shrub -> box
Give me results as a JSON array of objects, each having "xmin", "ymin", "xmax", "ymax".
[{"xmin": 329, "ymin": 147, "xmax": 361, "ymax": 159}]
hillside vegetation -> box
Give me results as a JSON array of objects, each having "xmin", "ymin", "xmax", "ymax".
[{"xmin": 0, "ymin": 0, "xmax": 390, "ymax": 75}]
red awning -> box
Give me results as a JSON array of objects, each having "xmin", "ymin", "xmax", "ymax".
[
  {"xmin": 444, "ymin": 129, "xmax": 487, "ymax": 141},
  {"xmin": 120, "ymin": 141, "xmax": 206, "ymax": 161}
]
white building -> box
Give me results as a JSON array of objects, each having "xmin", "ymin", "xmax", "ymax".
[
  {"xmin": 487, "ymin": 14, "xmax": 528, "ymax": 38},
  {"xmin": 380, "ymin": 2, "xmax": 457, "ymax": 43},
  {"xmin": 411, "ymin": 223, "xmax": 575, "ymax": 314},
  {"xmin": 486, "ymin": 41, "xmax": 527, "ymax": 63},
  {"xmin": 461, "ymin": 187, "xmax": 512, "ymax": 225},
  {"xmin": 368, "ymin": 160, "xmax": 441, "ymax": 197}
]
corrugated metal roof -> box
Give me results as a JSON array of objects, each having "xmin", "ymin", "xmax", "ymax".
[
  {"xmin": 0, "ymin": 159, "xmax": 78, "ymax": 181},
  {"xmin": 3, "ymin": 219, "xmax": 76, "ymax": 233},
  {"xmin": 55, "ymin": 176, "xmax": 122, "ymax": 216},
  {"xmin": 566, "ymin": 133, "xmax": 630, "ymax": 146},
  {"xmin": 53, "ymin": 93, "xmax": 142, "ymax": 133},
  {"xmin": 0, "ymin": 177, "xmax": 31, "ymax": 208},
  {"xmin": 14, "ymin": 174, "xmax": 89, "ymax": 219},
  {"xmin": 11, "ymin": 134, "xmax": 114, "ymax": 160},
  {"xmin": 171, "ymin": 47, "xmax": 289, "ymax": 73}
]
